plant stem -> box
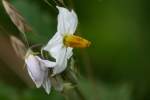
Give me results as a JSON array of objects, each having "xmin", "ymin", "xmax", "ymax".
[{"xmin": 62, "ymin": 86, "xmax": 86, "ymax": 100}]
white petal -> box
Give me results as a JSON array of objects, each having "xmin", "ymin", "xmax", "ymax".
[
  {"xmin": 57, "ymin": 6, "xmax": 78, "ymax": 34},
  {"xmin": 35, "ymin": 56, "xmax": 56, "ymax": 68},
  {"xmin": 44, "ymin": 32, "xmax": 62, "ymax": 50},
  {"xmin": 42, "ymin": 77, "xmax": 51, "ymax": 94},
  {"xmin": 44, "ymin": 32, "xmax": 63, "ymax": 59},
  {"xmin": 25, "ymin": 55, "xmax": 46, "ymax": 88},
  {"xmin": 53, "ymin": 48, "xmax": 68, "ymax": 75},
  {"xmin": 66, "ymin": 47, "xmax": 73, "ymax": 59}
]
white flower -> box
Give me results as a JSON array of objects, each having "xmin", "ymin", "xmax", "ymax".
[
  {"xmin": 25, "ymin": 6, "xmax": 90, "ymax": 94},
  {"xmin": 43, "ymin": 6, "xmax": 78, "ymax": 75},
  {"xmin": 25, "ymin": 54, "xmax": 55, "ymax": 94},
  {"xmin": 44, "ymin": 6, "xmax": 91, "ymax": 76}
]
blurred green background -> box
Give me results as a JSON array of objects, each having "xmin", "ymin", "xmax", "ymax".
[{"xmin": 0, "ymin": 0, "xmax": 150, "ymax": 100}]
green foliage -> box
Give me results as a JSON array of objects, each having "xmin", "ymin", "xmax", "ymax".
[
  {"xmin": 12, "ymin": 0, "xmax": 57, "ymax": 44},
  {"xmin": 0, "ymin": 79, "xmax": 132, "ymax": 100},
  {"xmin": 0, "ymin": 83, "xmax": 64, "ymax": 100}
]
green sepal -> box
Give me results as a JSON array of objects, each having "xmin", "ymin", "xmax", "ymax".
[{"xmin": 41, "ymin": 49, "xmax": 56, "ymax": 62}]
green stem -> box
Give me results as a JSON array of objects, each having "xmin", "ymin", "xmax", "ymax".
[
  {"xmin": 62, "ymin": 86, "xmax": 86, "ymax": 100},
  {"xmin": 74, "ymin": 86, "xmax": 86, "ymax": 100}
]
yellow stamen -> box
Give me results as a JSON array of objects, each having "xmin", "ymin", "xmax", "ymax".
[{"xmin": 64, "ymin": 35, "xmax": 91, "ymax": 48}]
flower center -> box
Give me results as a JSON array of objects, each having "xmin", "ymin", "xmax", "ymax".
[{"xmin": 63, "ymin": 35, "xmax": 91, "ymax": 48}]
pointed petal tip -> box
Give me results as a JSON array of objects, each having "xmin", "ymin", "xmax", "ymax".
[
  {"xmin": 45, "ymin": 89, "xmax": 51, "ymax": 94},
  {"xmin": 56, "ymin": 6, "xmax": 60, "ymax": 9},
  {"xmin": 34, "ymin": 80, "xmax": 43, "ymax": 88},
  {"xmin": 56, "ymin": 6, "xmax": 65, "ymax": 11},
  {"xmin": 56, "ymin": 6, "xmax": 70, "ymax": 13},
  {"xmin": 42, "ymin": 78, "xmax": 51, "ymax": 95},
  {"xmin": 35, "ymin": 84, "xmax": 41, "ymax": 88}
]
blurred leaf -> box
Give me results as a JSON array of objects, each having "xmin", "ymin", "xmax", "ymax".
[
  {"xmin": 12, "ymin": 0, "xmax": 56, "ymax": 44},
  {"xmin": 79, "ymin": 78, "xmax": 132, "ymax": 100},
  {"xmin": 2, "ymin": 0, "xmax": 32, "ymax": 34},
  {"xmin": 9, "ymin": 35, "xmax": 26, "ymax": 59}
]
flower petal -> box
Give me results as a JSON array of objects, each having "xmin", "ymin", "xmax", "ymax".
[
  {"xmin": 42, "ymin": 77, "xmax": 51, "ymax": 94},
  {"xmin": 57, "ymin": 6, "xmax": 78, "ymax": 34},
  {"xmin": 53, "ymin": 48, "xmax": 68, "ymax": 75},
  {"xmin": 44, "ymin": 32, "xmax": 61, "ymax": 50},
  {"xmin": 44, "ymin": 32, "xmax": 63, "ymax": 60},
  {"xmin": 35, "ymin": 56, "xmax": 56, "ymax": 68},
  {"xmin": 66, "ymin": 47, "xmax": 73, "ymax": 59},
  {"xmin": 25, "ymin": 55, "xmax": 46, "ymax": 88}
]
